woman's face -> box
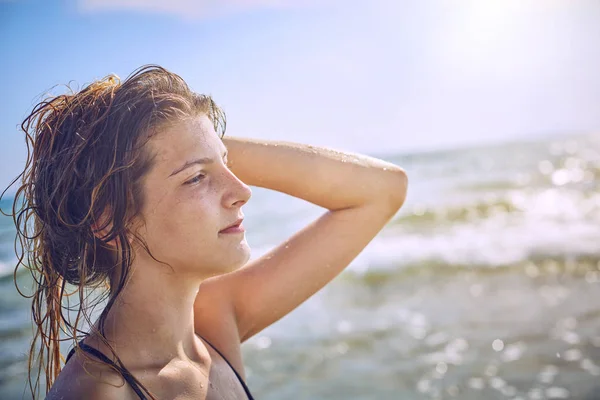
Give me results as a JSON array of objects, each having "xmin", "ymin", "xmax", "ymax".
[{"xmin": 133, "ymin": 114, "xmax": 252, "ymax": 278}]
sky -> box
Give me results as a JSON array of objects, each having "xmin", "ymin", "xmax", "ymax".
[{"xmin": 1, "ymin": 0, "xmax": 599, "ymax": 191}]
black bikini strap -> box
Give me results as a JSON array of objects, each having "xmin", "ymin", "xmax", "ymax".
[
  {"xmin": 65, "ymin": 338, "xmax": 254, "ymax": 400},
  {"xmin": 199, "ymin": 335, "xmax": 255, "ymax": 400},
  {"xmin": 66, "ymin": 342, "xmax": 148, "ymax": 400}
]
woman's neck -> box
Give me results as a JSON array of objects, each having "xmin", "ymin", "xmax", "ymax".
[{"xmin": 96, "ymin": 263, "xmax": 205, "ymax": 368}]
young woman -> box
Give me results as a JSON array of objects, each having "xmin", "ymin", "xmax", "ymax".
[{"xmin": 8, "ymin": 65, "xmax": 407, "ymax": 399}]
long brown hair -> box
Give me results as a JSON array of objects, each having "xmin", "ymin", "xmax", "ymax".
[{"xmin": 1, "ymin": 65, "xmax": 226, "ymax": 398}]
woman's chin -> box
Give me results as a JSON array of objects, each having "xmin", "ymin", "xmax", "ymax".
[
  {"xmin": 214, "ymin": 243, "xmax": 252, "ymax": 275},
  {"xmin": 229, "ymin": 243, "xmax": 252, "ymax": 270},
  {"xmin": 191, "ymin": 243, "xmax": 252, "ymax": 278}
]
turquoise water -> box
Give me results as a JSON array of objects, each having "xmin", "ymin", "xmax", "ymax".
[{"xmin": 1, "ymin": 133, "xmax": 600, "ymax": 399}]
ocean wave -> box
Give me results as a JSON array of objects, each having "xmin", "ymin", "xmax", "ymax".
[
  {"xmin": 393, "ymin": 187, "xmax": 600, "ymax": 228},
  {"xmin": 253, "ymin": 215, "xmax": 600, "ymax": 281},
  {"xmin": 341, "ymin": 255, "xmax": 600, "ymax": 285},
  {"xmin": 252, "ymin": 186, "xmax": 600, "ymax": 279},
  {"xmin": 0, "ymin": 261, "xmax": 15, "ymax": 281},
  {"xmin": 354, "ymin": 216, "xmax": 600, "ymax": 273},
  {"xmin": 392, "ymin": 197, "xmax": 523, "ymax": 225}
]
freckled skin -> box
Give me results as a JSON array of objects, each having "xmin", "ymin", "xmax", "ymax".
[{"xmin": 135, "ymin": 116, "xmax": 252, "ymax": 279}]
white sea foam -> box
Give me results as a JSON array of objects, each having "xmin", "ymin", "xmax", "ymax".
[
  {"xmin": 0, "ymin": 260, "xmax": 14, "ymax": 279},
  {"xmin": 249, "ymin": 189, "xmax": 600, "ymax": 276}
]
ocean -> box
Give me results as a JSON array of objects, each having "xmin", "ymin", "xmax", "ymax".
[{"xmin": 1, "ymin": 132, "xmax": 599, "ymax": 399}]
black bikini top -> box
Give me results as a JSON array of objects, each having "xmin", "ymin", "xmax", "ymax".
[{"xmin": 65, "ymin": 336, "xmax": 255, "ymax": 400}]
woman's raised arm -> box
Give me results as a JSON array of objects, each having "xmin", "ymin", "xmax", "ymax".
[{"xmin": 217, "ymin": 137, "xmax": 407, "ymax": 342}]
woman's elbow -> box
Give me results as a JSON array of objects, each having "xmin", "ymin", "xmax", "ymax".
[{"xmin": 379, "ymin": 167, "xmax": 408, "ymax": 213}]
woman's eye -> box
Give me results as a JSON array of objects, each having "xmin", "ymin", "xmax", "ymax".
[{"xmin": 185, "ymin": 174, "xmax": 205, "ymax": 185}]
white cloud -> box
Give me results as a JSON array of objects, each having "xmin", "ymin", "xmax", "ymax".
[{"xmin": 78, "ymin": 0, "xmax": 320, "ymax": 19}]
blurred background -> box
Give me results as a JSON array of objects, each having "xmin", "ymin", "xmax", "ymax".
[{"xmin": 1, "ymin": 0, "xmax": 600, "ymax": 399}]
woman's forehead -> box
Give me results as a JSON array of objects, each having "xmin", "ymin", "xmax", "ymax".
[{"xmin": 151, "ymin": 116, "xmax": 223, "ymax": 163}]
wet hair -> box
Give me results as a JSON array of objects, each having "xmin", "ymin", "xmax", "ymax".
[{"xmin": 0, "ymin": 65, "xmax": 226, "ymax": 398}]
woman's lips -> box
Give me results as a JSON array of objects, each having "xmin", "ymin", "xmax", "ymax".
[{"xmin": 219, "ymin": 220, "xmax": 245, "ymax": 234}]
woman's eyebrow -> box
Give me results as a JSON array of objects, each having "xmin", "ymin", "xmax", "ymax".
[
  {"xmin": 169, "ymin": 151, "xmax": 228, "ymax": 177},
  {"xmin": 169, "ymin": 158, "xmax": 213, "ymax": 177}
]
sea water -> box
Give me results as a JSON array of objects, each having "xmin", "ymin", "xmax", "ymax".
[{"xmin": 1, "ymin": 132, "xmax": 599, "ymax": 399}]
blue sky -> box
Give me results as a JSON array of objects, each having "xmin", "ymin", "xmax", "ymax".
[{"xmin": 1, "ymin": 0, "xmax": 599, "ymax": 191}]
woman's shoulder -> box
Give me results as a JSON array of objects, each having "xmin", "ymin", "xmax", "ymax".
[{"xmin": 46, "ymin": 350, "xmax": 138, "ymax": 400}]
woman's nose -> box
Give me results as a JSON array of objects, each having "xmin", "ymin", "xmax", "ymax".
[{"xmin": 223, "ymin": 169, "xmax": 252, "ymax": 208}]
